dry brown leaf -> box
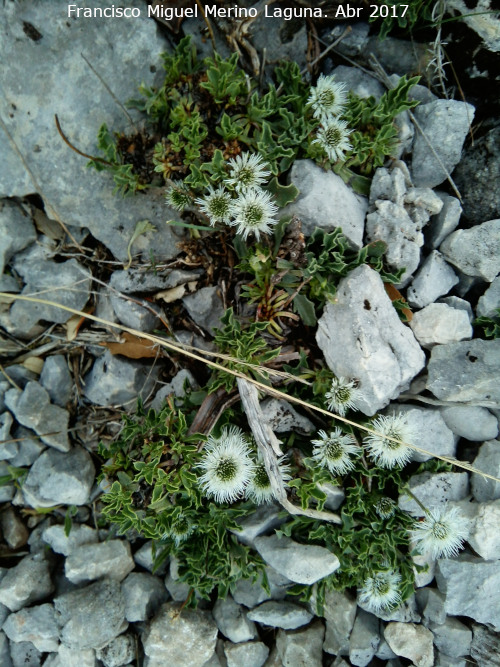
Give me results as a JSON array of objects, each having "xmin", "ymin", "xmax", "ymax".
[
  {"xmin": 22, "ymin": 357, "xmax": 44, "ymax": 374},
  {"xmin": 384, "ymin": 283, "xmax": 413, "ymax": 322},
  {"xmin": 66, "ymin": 307, "xmax": 94, "ymax": 341},
  {"xmin": 100, "ymin": 332, "xmax": 161, "ymax": 359}
]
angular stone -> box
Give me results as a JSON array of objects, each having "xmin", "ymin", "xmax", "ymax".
[
  {"xmin": 316, "ymin": 265, "xmax": 425, "ymax": 416},
  {"xmin": 212, "ymin": 595, "xmax": 257, "ymax": 643},
  {"xmin": 470, "ymin": 623, "xmax": 500, "ymax": 667},
  {"xmin": 427, "ymin": 192, "xmax": 462, "ymax": 249},
  {"xmin": 55, "ymin": 579, "xmax": 127, "ymax": 650},
  {"xmin": 440, "ymin": 406, "xmax": 498, "ymax": 441},
  {"xmin": 427, "ymin": 339, "xmax": 500, "ymax": 406},
  {"xmin": 0, "ymin": 200, "xmax": 37, "ymax": 275},
  {"xmin": 3, "ymin": 604, "xmax": 59, "ymax": 652},
  {"xmin": 42, "ymin": 524, "xmax": 98, "ymax": 557},
  {"xmin": 281, "ymin": 159, "xmax": 367, "ymax": 248},
  {"xmin": 409, "ymin": 302, "xmax": 472, "ymax": 348},
  {"xmin": 8, "ymin": 641, "xmax": 41, "ymax": 667},
  {"xmin": 439, "ymin": 295, "xmax": 474, "ymax": 322},
  {"xmin": 121, "ymin": 572, "xmax": 168, "ymax": 622},
  {"xmin": 230, "ymin": 503, "xmax": 285, "ymax": 548},
  {"xmin": 224, "ymin": 641, "xmax": 269, "ymax": 667},
  {"xmin": 411, "ymin": 100, "xmax": 475, "ymax": 189},
  {"xmin": 51, "ymin": 644, "xmax": 96, "ymax": 667},
  {"xmin": 253, "ymin": 534, "xmax": 340, "ymax": 585},
  {"xmin": 436, "ymin": 555, "xmax": 500, "ymax": 629},
  {"xmin": 315, "ymin": 481, "xmax": 345, "ymax": 511},
  {"xmin": 430, "ymin": 617, "xmax": 472, "ymax": 658},
  {"xmin": 477, "ymin": 276, "xmax": 500, "ymax": 318},
  {"xmin": 0, "ymin": 412, "xmax": 15, "ymax": 460},
  {"xmin": 7, "ymin": 426, "xmax": 45, "ymax": 468},
  {"xmin": 142, "ymin": 602, "xmax": 218, "ymax": 667},
  {"xmin": 0, "ymin": 632, "xmax": 12, "ymax": 667},
  {"xmin": 182, "ymin": 286, "xmax": 225, "ymax": 336},
  {"xmin": 109, "ymin": 268, "xmax": 202, "ymax": 295},
  {"xmin": 321, "ymin": 589, "xmax": 357, "ymax": 656},
  {"xmin": 384, "ymin": 622, "xmax": 434, "ymax": 667},
  {"xmin": 334, "ymin": 65, "xmax": 385, "ymax": 100},
  {"xmin": 65, "ymin": 540, "xmax": 134, "ymax": 584},
  {"xmin": 471, "ymin": 440, "xmax": 500, "ymax": 501},
  {"xmin": 150, "ymin": 369, "xmax": 198, "ymax": 411},
  {"xmin": 415, "ymin": 588, "xmax": 447, "ymax": 626},
  {"xmin": 369, "ymin": 165, "xmax": 408, "ymax": 207},
  {"xmin": 0, "ymin": 507, "xmax": 28, "ymax": 549},
  {"xmin": 407, "ymin": 250, "xmax": 459, "ymax": 308},
  {"xmin": 247, "ymin": 600, "xmax": 312, "ymax": 630},
  {"xmin": 398, "ymin": 472, "xmax": 469, "ymax": 516},
  {"xmin": 275, "ymin": 619, "xmax": 325, "ymax": 667},
  {"xmin": 260, "ymin": 398, "xmax": 314, "ymax": 435},
  {"xmin": 231, "ymin": 566, "xmax": 291, "ymax": 608},
  {"xmin": 4, "ymin": 383, "xmax": 70, "ymax": 452},
  {"xmin": 349, "ymin": 609, "xmax": 380, "ymax": 667},
  {"xmin": 22, "ymin": 445, "xmax": 95, "ymax": 508},
  {"xmin": 0, "ymin": 555, "xmax": 53, "ymax": 612},
  {"xmin": 440, "ymin": 219, "xmax": 500, "ymax": 282},
  {"xmin": 389, "ymin": 404, "xmax": 456, "ymax": 462},
  {"xmin": 133, "ymin": 541, "xmax": 168, "ymax": 575},
  {"xmin": 110, "ymin": 293, "xmax": 161, "ymax": 332},
  {"xmin": 39, "ymin": 355, "xmax": 72, "ymax": 408},
  {"xmin": 96, "ymin": 634, "xmax": 135, "ymax": 667}
]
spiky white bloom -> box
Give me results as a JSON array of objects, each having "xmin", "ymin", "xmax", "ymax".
[
  {"xmin": 198, "ymin": 426, "xmax": 255, "ymax": 504},
  {"xmin": 375, "ymin": 497, "xmax": 397, "ymax": 520},
  {"xmin": 325, "ymin": 376, "xmax": 363, "ymax": 417},
  {"xmin": 363, "ymin": 413, "xmax": 415, "ymax": 469},
  {"xmin": 358, "ymin": 569, "xmax": 402, "ymax": 613},
  {"xmin": 246, "ymin": 455, "xmax": 291, "ymax": 505},
  {"xmin": 169, "ymin": 512, "xmax": 196, "ymax": 546},
  {"xmin": 410, "ymin": 507, "xmax": 469, "ymax": 559},
  {"xmin": 313, "ymin": 117, "xmax": 353, "ymax": 163},
  {"xmin": 225, "ymin": 152, "xmax": 271, "ymax": 192},
  {"xmin": 165, "ymin": 181, "xmax": 192, "ymax": 211},
  {"xmin": 194, "ymin": 185, "xmax": 232, "ymax": 225},
  {"xmin": 229, "ymin": 187, "xmax": 279, "ymax": 240},
  {"xmin": 308, "ymin": 74, "xmax": 348, "ymax": 120},
  {"xmin": 311, "ymin": 428, "xmax": 361, "ymax": 476}
]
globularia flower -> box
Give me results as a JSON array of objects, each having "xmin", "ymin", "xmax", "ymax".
[
  {"xmin": 229, "ymin": 187, "xmax": 279, "ymax": 240},
  {"xmin": 311, "ymin": 428, "xmax": 361, "ymax": 476},
  {"xmin": 325, "ymin": 376, "xmax": 363, "ymax": 417},
  {"xmin": 165, "ymin": 181, "xmax": 192, "ymax": 211},
  {"xmin": 359, "ymin": 569, "xmax": 402, "ymax": 613},
  {"xmin": 308, "ymin": 74, "xmax": 348, "ymax": 119},
  {"xmin": 375, "ymin": 497, "xmax": 397, "ymax": 520},
  {"xmin": 225, "ymin": 152, "xmax": 271, "ymax": 192},
  {"xmin": 363, "ymin": 414, "xmax": 415, "ymax": 469},
  {"xmin": 313, "ymin": 117, "xmax": 353, "ymax": 163},
  {"xmin": 410, "ymin": 507, "xmax": 469, "ymax": 559},
  {"xmin": 246, "ymin": 455, "xmax": 291, "ymax": 505},
  {"xmin": 194, "ymin": 185, "xmax": 232, "ymax": 225},
  {"xmin": 198, "ymin": 426, "xmax": 255, "ymax": 504}
]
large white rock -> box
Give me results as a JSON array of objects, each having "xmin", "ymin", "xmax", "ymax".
[
  {"xmin": 409, "ymin": 302, "xmax": 472, "ymax": 348},
  {"xmin": 440, "ymin": 219, "xmax": 500, "ymax": 282},
  {"xmin": 384, "ymin": 622, "xmax": 434, "ymax": 667}
]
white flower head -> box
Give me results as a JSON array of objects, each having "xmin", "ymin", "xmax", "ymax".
[
  {"xmin": 166, "ymin": 181, "xmax": 192, "ymax": 211},
  {"xmin": 169, "ymin": 512, "xmax": 195, "ymax": 546},
  {"xmin": 311, "ymin": 428, "xmax": 361, "ymax": 476},
  {"xmin": 198, "ymin": 426, "xmax": 255, "ymax": 504},
  {"xmin": 229, "ymin": 187, "xmax": 279, "ymax": 240},
  {"xmin": 363, "ymin": 413, "xmax": 415, "ymax": 469},
  {"xmin": 246, "ymin": 454, "xmax": 291, "ymax": 505},
  {"xmin": 358, "ymin": 569, "xmax": 402, "ymax": 613},
  {"xmin": 325, "ymin": 376, "xmax": 363, "ymax": 417},
  {"xmin": 410, "ymin": 506, "xmax": 469, "ymax": 559},
  {"xmin": 375, "ymin": 497, "xmax": 397, "ymax": 520},
  {"xmin": 313, "ymin": 117, "xmax": 353, "ymax": 163},
  {"xmin": 225, "ymin": 152, "xmax": 271, "ymax": 192},
  {"xmin": 308, "ymin": 74, "xmax": 348, "ymax": 120},
  {"xmin": 194, "ymin": 185, "xmax": 232, "ymax": 225}
]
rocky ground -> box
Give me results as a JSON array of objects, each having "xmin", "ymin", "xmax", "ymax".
[{"xmin": 1, "ymin": 1, "xmax": 500, "ymax": 666}]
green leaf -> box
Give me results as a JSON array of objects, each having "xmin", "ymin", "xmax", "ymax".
[
  {"xmin": 293, "ymin": 293, "xmax": 317, "ymax": 326},
  {"xmin": 265, "ymin": 177, "xmax": 299, "ymax": 208}
]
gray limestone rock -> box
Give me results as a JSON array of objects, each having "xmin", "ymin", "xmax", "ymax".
[
  {"xmin": 231, "ymin": 566, "xmax": 291, "ymax": 608},
  {"xmin": 230, "ymin": 503, "xmax": 285, "ymax": 548},
  {"xmin": 427, "ymin": 192, "xmax": 462, "ymax": 249},
  {"xmin": 438, "ymin": 295, "xmax": 474, "ymax": 322},
  {"xmin": 333, "ymin": 65, "xmax": 385, "ymax": 100},
  {"xmin": 430, "ymin": 617, "xmax": 472, "ymax": 658},
  {"xmin": 8, "ymin": 641, "xmax": 41, "ymax": 667},
  {"xmin": 121, "ymin": 573, "xmax": 168, "ymax": 622},
  {"xmin": 3, "ymin": 604, "xmax": 59, "ymax": 653},
  {"xmin": 0, "ymin": 201, "xmax": 36, "ymax": 275},
  {"xmin": 409, "ymin": 302, "xmax": 472, "ymax": 348},
  {"xmin": 321, "ymin": 589, "xmax": 357, "ymax": 656},
  {"xmin": 83, "ymin": 349, "xmax": 160, "ymax": 407},
  {"xmin": 0, "ymin": 1, "xmax": 181, "ymax": 263},
  {"xmin": 44, "ymin": 644, "xmax": 96, "ymax": 667},
  {"xmin": 440, "ymin": 219, "xmax": 500, "ymax": 282},
  {"xmin": 477, "ymin": 276, "xmax": 500, "ymax": 318},
  {"xmin": 0, "ymin": 507, "xmax": 28, "ymax": 550},
  {"xmin": 0, "ymin": 462, "xmax": 15, "ymax": 503},
  {"xmin": 388, "ymin": 404, "xmax": 456, "ymax": 462},
  {"xmin": 5, "ymin": 383, "xmax": 70, "ymax": 452},
  {"xmin": 0, "ymin": 555, "xmax": 53, "ymax": 612},
  {"xmin": 407, "ymin": 250, "xmax": 459, "ymax": 308},
  {"xmin": 436, "ymin": 555, "xmax": 500, "ymax": 630},
  {"xmin": 224, "ymin": 641, "xmax": 269, "ymax": 667},
  {"xmin": 142, "ymin": 602, "xmax": 218, "ymax": 667},
  {"xmin": 22, "ymin": 445, "xmax": 95, "ymax": 508},
  {"xmin": 471, "ymin": 440, "xmax": 500, "ymax": 501},
  {"xmin": 247, "ymin": 601, "xmax": 312, "ymax": 630},
  {"xmin": 110, "ymin": 294, "xmax": 162, "ymax": 333},
  {"xmin": 315, "ymin": 482, "xmax": 345, "ymax": 511},
  {"xmin": 109, "ymin": 268, "xmax": 201, "ymax": 295},
  {"xmin": 42, "ymin": 523, "xmax": 98, "ymax": 557},
  {"xmin": 0, "ymin": 412, "xmax": 15, "ymax": 460},
  {"xmin": 440, "ymin": 406, "xmax": 498, "ymax": 441},
  {"xmin": 260, "ymin": 398, "xmax": 314, "ymax": 435},
  {"xmin": 415, "ymin": 588, "xmax": 447, "ymax": 626},
  {"xmin": 349, "ymin": 610, "xmax": 380, "ymax": 667},
  {"xmin": 426, "ymin": 339, "xmax": 500, "ymax": 406},
  {"xmin": 384, "ymin": 622, "xmax": 434, "ymax": 667},
  {"xmin": 64, "ymin": 540, "xmax": 134, "ymax": 584},
  {"xmin": 150, "ymin": 369, "xmax": 198, "ymax": 412},
  {"xmin": 411, "ymin": 100, "xmax": 475, "ymax": 189},
  {"xmin": 369, "ymin": 165, "xmax": 409, "ymax": 206},
  {"xmin": 212, "ymin": 595, "xmax": 257, "ymax": 643},
  {"xmin": 316, "ymin": 265, "xmax": 425, "ymax": 416},
  {"xmin": 55, "ymin": 579, "xmax": 127, "ymax": 651},
  {"xmin": 0, "ymin": 632, "xmax": 12, "ymax": 667},
  {"xmin": 398, "ymin": 472, "xmax": 469, "ymax": 516},
  {"xmin": 133, "ymin": 541, "xmax": 168, "ymax": 575},
  {"xmin": 470, "ymin": 623, "xmax": 500, "ymax": 667},
  {"xmin": 275, "ymin": 619, "xmax": 325, "ymax": 667},
  {"xmin": 96, "ymin": 634, "xmax": 135, "ymax": 667},
  {"xmin": 40, "ymin": 356, "xmax": 72, "ymax": 408},
  {"xmin": 253, "ymin": 534, "xmax": 340, "ymax": 585},
  {"xmin": 182, "ymin": 286, "xmax": 225, "ymax": 336},
  {"xmin": 281, "ymin": 159, "xmax": 367, "ymax": 248}
]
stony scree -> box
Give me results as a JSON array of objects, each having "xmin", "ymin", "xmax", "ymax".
[
  {"xmin": 275, "ymin": 619, "xmax": 325, "ymax": 667},
  {"xmin": 229, "ymin": 503, "xmax": 285, "ymax": 548},
  {"xmin": 348, "ymin": 609, "xmax": 380, "ymax": 667},
  {"xmin": 246, "ymin": 600, "xmax": 313, "ymax": 630},
  {"xmin": 0, "ymin": 412, "xmax": 15, "ymax": 460},
  {"xmin": 320, "ymin": 588, "xmax": 357, "ymax": 656},
  {"xmin": 109, "ymin": 268, "xmax": 202, "ymax": 294},
  {"xmin": 224, "ymin": 640, "xmax": 269, "ymax": 667},
  {"xmin": 110, "ymin": 293, "xmax": 162, "ymax": 332},
  {"xmin": 121, "ymin": 572, "xmax": 168, "ymax": 623},
  {"xmin": 470, "ymin": 623, "xmax": 500, "ymax": 667},
  {"xmin": 426, "ymin": 192, "xmax": 462, "ymax": 249},
  {"xmin": 398, "ymin": 471, "xmax": 469, "ymax": 515},
  {"xmin": 388, "ymin": 404, "xmax": 457, "ymax": 462},
  {"xmin": 409, "ymin": 302, "xmax": 472, "ymax": 348},
  {"xmin": 182, "ymin": 286, "xmax": 225, "ymax": 336},
  {"xmin": 39, "ymin": 355, "xmax": 73, "ymax": 408},
  {"xmin": 440, "ymin": 406, "xmax": 499, "ymax": 441},
  {"xmin": 410, "ymin": 99, "xmax": 475, "ymax": 189},
  {"xmin": 316, "ymin": 264, "xmax": 425, "ymax": 416},
  {"xmin": 476, "ymin": 275, "xmax": 500, "ymax": 318},
  {"xmin": 439, "ymin": 218, "xmax": 500, "ymax": 282},
  {"xmin": 54, "ymin": 578, "xmax": 127, "ymax": 651},
  {"xmin": 41, "ymin": 523, "xmax": 98, "ymax": 557},
  {"xmin": 281, "ymin": 159, "xmax": 367, "ymax": 248},
  {"xmin": 212, "ymin": 595, "xmax": 257, "ymax": 643},
  {"xmin": 64, "ymin": 539, "xmax": 135, "ymax": 584},
  {"xmin": 150, "ymin": 369, "xmax": 199, "ymax": 412},
  {"xmin": 0, "ymin": 555, "xmax": 53, "ymax": 612},
  {"xmin": 384, "ymin": 622, "xmax": 434, "ymax": 667},
  {"xmin": 429, "ymin": 616, "xmax": 472, "ymax": 658},
  {"xmin": 95, "ymin": 633, "xmax": 135, "ymax": 667},
  {"xmin": 259, "ymin": 398, "xmax": 314, "ymax": 435},
  {"xmin": 406, "ymin": 250, "xmax": 459, "ymax": 308},
  {"xmin": 0, "ymin": 200, "xmax": 37, "ymax": 275},
  {"xmin": 231, "ymin": 566, "xmax": 291, "ymax": 608},
  {"xmin": 3, "ymin": 603, "xmax": 60, "ymax": 653},
  {"xmin": 471, "ymin": 439, "xmax": 500, "ymax": 501},
  {"xmin": 0, "ymin": 507, "xmax": 28, "ymax": 550},
  {"xmin": 416, "ymin": 588, "xmax": 447, "ymax": 626},
  {"xmin": 253, "ymin": 534, "xmax": 340, "ymax": 585}
]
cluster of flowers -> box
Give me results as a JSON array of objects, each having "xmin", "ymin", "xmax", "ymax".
[
  {"xmin": 166, "ymin": 152, "xmax": 279, "ymax": 240},
  {"xmin": 308, "ymin": 73, "xmax": 353, "ymax": 163}
]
